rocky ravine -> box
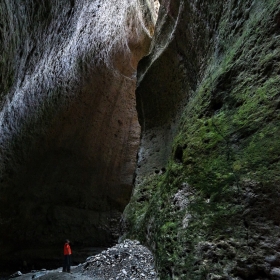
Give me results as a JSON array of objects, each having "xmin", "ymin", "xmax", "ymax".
[
  {"xmin": 0, "ymin": 0, "xmax": 159, "ymax": 271},
  {"xmin": 2, "ymin": 0, "xmax": 280, "ymax": 279},
  {"xmin": 8, "ymin": 240, "xmax": 158, "ymax": 280},
  {"xmin": 123, "ymin": 0, "xmax": 280, "ymax": 279}
]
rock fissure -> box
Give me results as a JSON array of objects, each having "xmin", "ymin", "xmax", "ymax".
[
  {"xmin": 2, "ymin": 0, "xmax": 280, "ymax": 279},
  {"xmin": 123, "ymin": 0, "xmax": 280, "ymax": 279}
]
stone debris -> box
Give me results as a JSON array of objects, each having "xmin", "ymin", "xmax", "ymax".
[
  {"xmin": 9, "ymin": 240, "xmax": 158, "ymax": 280},
  {"xmin": 9, "ymin": 271, "xmax": 22, "ymax": 278},
  {"xmin": 271, "ymin": 267, "xmax": 280, "ymax": 278},
  {"xmin": 77, "ymin": 239, "xmax": 158, "ymax": 280}
]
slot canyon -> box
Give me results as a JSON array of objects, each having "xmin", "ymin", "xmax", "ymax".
[{"xmin": 1, "ymin": 0, "xmax": 280, "ymax": 279}]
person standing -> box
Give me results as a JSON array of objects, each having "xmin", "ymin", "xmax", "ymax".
[{"xmin": 63, "ymin": 239, "xmax": 72, "ymax": 273}]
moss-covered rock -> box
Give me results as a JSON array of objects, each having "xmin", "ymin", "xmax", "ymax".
[{"xmin": 123, "ymin": 0, "xmax": 280, "ymax": 278}]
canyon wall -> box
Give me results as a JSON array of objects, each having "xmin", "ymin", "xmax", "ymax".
[
  {"xmin": 123, "ymin": 0, "xmax": 280, "ymax": 279},
  {"xmin": 1, "ymin": 0, "xmax": 280, "ymax": 278},
  {"xmin": 0, "ymin": 0, "xmax": 157, "ymax": 270}
]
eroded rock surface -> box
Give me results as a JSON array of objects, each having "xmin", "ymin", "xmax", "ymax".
[
  {"xmin": 0, "ymin": 0, "xmax": 158, "ymax": 271},
  {"xmin": 123, "ymin": 0, "xmax": 280, "ymax": 279}
]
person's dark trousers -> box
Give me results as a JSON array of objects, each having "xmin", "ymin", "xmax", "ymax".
[{"xmin": 63, "ymin": 255, "xmax": 71, "ymax": 272}]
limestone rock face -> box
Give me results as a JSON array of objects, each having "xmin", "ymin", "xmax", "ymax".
[
  {"xmin": 135, "ymin": 0, "xmax": 219, "ymax": 183},
  {"xmin": 0, "ymin": 0, "xmax": 157, "ymax": 270},
  {"xmin": 123, "ymin": 0, "xmax": 280, "ymax": 278}
]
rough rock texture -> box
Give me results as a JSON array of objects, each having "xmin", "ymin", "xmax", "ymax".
[
  {"xmin": 123, "ymin": 0, "xmax": 280, "ymax": 279},
  {"xmin": 0, "ymin": 0, "xmax": 158, "ymax": 272},
  {"xmin": 9, "ymin": 240, "xmax": 158, "ymax": 280},
  {"xmin": 79, "ymin": 239, "xmax": 157, "ymax": 279}
]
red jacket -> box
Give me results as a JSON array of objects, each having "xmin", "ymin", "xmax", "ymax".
[{"xmin": 64, "ymin": 243, "xmax": 72, "ymax": 255}]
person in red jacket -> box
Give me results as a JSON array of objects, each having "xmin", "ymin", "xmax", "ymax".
[{"xmin": 62, "ymin": 239, "xmax": 72, "ymax": 273}]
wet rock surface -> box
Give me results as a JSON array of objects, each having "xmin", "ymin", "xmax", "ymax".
[{"xmin": 9, "ymin": 240, "xmax": 158, "ymax": 280}]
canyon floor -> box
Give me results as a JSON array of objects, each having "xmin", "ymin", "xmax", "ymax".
[{"xmin": 8, "ymin": 240, "xmax": 158, "ymax": 280}]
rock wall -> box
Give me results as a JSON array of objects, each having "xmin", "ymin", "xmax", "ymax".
[
  {"xmin": 0, "ymin": 0, "xmax": 158, "ymax": 271},
  {"xmin": 123, "ymin": 0, "xmax": 280, "ymax": 279}
]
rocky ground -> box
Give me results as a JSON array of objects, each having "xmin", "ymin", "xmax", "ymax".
[{"xmin": 8, "ymin": 240, "xmax": 158, "ymax": 280}]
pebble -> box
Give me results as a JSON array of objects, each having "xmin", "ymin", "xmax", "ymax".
[
  {"xmin": 9, "ymin": 271, "xmax": 22, "ymax": 278},
  {"xmin": 8, "ymin": 240, "xmax": 158, "ymax": 280},
  {"xmin": 271, "ymin": 267, "xmax": 280, "ymax": 277},
  {"xmin": 78, "ymin": 239, "xmax": 158, "ymax": 279}
]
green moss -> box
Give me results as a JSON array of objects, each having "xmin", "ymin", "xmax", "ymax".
[{"xmin": 124, "ymin": 0, "xmax": 280, "ymax": 278}]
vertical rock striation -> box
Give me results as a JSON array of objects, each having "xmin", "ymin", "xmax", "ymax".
[
  {"xmin": 0, "ymin": 0, "xmax": 158, "ymax": 271},
  {"xmin": 124, "ymin": 0, "xmax": 280, "ymax": 279}
]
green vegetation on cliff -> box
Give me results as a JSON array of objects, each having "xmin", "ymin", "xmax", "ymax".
[{"xmin": 124, "ymin": 0, "xmax": 280, "ymax": 278}]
